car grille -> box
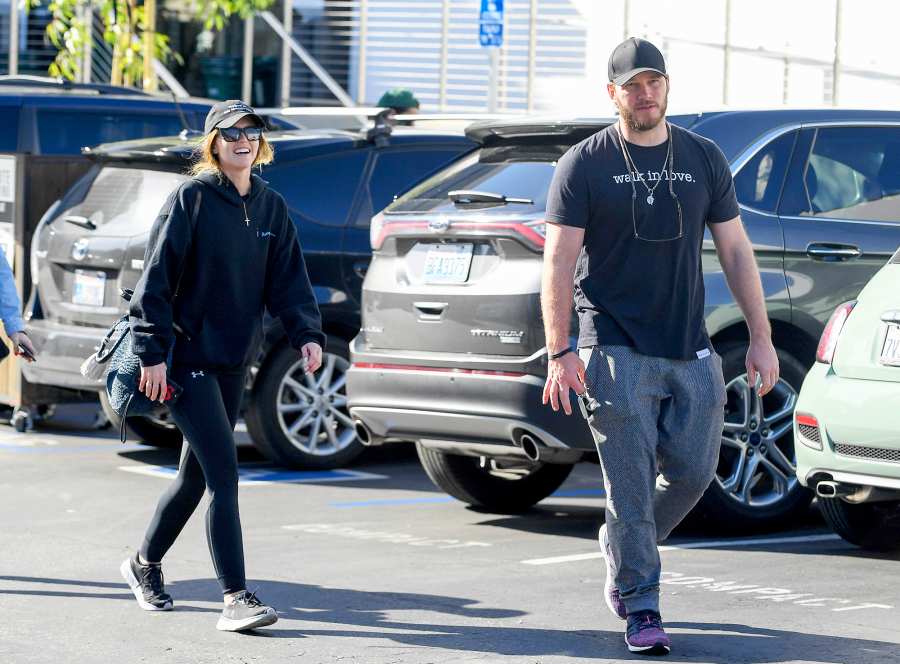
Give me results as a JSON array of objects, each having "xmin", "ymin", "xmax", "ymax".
[
  {"xmin": 798, "ymin": 423, "xmax": 822, "ymax": 446},
  {"xmin": 834, "ymin": 443, "xmax": 900, "ymax": 463}
]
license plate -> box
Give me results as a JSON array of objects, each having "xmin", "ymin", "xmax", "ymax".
[
  {"xmin": 423, "ymin": 243, "xmax": 474, "ymax": 284},
  {"xmin": 72, "ymin": 270, "xmax": 106, "ymax": 306},
  {"xmin": 880, "ymin": 323, "xmax": 900, "ymax": 366}
]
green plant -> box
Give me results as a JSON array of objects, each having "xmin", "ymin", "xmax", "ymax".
[{"xmin": 28, "ymin": 0, "xmax": 274, "ymax": 87}]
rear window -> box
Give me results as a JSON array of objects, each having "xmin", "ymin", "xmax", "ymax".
[
  {"xmin": 61, "ymin": 167, "xmax": 188, "ymax": 235},
  {"xmin": 37, "ymin": 110, "xmax": 186, "ymax": 155},
  {"xmin": 386, "ymin": 150, "xmax": 556, "ymax": 215}
]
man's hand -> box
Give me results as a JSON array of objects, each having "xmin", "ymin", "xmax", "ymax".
[
  {"xmin": 301, "ymin": 342, "xmax": 323, "ymax": 374},
  {"xmin": 746, "ymin": 338, "xmax": 779, "ymax": 397},
  {"xmin": 139, "ymin": 363, "xmax": 168, "ymax": 403},
  {"xmin": 542, "ymin": 352, "xmax": 587, "ymax": 415},
  {"xmin": 10, "ymin": 331, "xmax": 36, "ymax": 362}
]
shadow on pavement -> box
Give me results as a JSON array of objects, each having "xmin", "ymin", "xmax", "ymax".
[{"xmin": 1, "ymin": 575, "xmax": 898, "ymax": 660}]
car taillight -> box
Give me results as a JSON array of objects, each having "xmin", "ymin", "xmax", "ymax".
[
  {"xmin": 371, "ymin": 218, "xmax": 547, "ymax": 251},
  {"xmin": 369, "ymin": 211, "xmax": 385, "ymax": 250},
  {"xmin": 815, "ymin": 300, "xmax": 857, "ymax": 364},
  {"xmin": 794, "ymin": 413, "xmax": 823, "ymax": 450}
]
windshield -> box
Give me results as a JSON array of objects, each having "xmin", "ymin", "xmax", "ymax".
[
  {"xmin": 386, "ymin": 150, "xmax": 557, "ymax": 215},
  {"xmin": 61, "ymin": 167, "xmax": 188, "ymax": 235}
]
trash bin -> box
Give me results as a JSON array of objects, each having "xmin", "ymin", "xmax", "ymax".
[{"xmin": 200, "ymin": 56, "xmax": 242, "ymax": 100}]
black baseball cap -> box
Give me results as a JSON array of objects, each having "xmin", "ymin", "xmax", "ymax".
[
  {"xmin": 204, "ymin": 100, "xmax": 264, "ymax": 135},
  {"xmin": 608, "ymin": 38, "xmax": 667, "ymax": 86}
]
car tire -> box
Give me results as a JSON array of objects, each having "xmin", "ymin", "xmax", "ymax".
[
  {"xmin": 98, "ymin": 389, "xmax": 184, "ymax": 448},
  {"xmin": 416, "ymin": 443, "xmax": 574, "ymax": 513},
  {"xmin": 819, "ymin": 497, "xmax": 900, "ymax": 551},
  {"xmin": 245, "ymin": 337, "xmax": 363, "ymax": 469},
  {"xmin": 698, "ymin": 343, "xmax": 813, "ymax": 530}
]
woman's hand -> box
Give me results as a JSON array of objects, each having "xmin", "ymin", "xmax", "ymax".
[
  {"xmin": 139, "ymin": 363, "xmax": 168, "ymax": 403},
  {"xmin": 301, "ymin": 342, "xmax": 323, "ymax": 374}
]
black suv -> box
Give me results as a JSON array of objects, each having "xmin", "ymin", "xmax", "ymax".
[
  {"xmin": 24, "ymin": 124, "xmax": 474, "ymax": 467},
  {"xmin": 347, "ymin": 109, "xmax": 900, "ymax": 527}
]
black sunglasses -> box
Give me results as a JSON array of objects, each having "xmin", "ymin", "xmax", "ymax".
[{"xmin": 218, "ymin": 126, "xmax": 263, "ymax": 142}]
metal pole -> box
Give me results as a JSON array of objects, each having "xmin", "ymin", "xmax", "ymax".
[
  {"xmin": 143, "ymin": 0, "xmax": 158, "ymax": 91},
  {"xmin": 242, "ymin": 15, "xmax": 254, "ymax": 103},
  {"xmin": 153, "ymin": 59, "xmax": 190, "ymax": 97},
  {"xmin": 82, "ymin": 6, "xmax": 93, "ymax": 83},
  {"xmin": 623, "ymin": 0, "xmax": 629, "ymax": 39},
  {"xmin": 357, "ymin": 0, "xmax": 368, "ymax": 104},
  {"xmin": 488, "ymin": 49, "xmax": 499, "ymax": 113},
  {"xmin": 526, "ymin": 0, "xmax": 537, "ymax": 112},
  {"xmin": 722, "ymin": 0, "xmax": 730, "ymax": 105},
  {"xmin": 280, "ymin": 0, "xmax": 293, "ymax": 107},
  {"xmin": 260, "ymin": 10, "xmax": 356, "ymax": 106},
  {"xmin": 832, "ymin": 0, "xmax": 842, "ymax": 105},
  {"xmin": 9, "ymin": 0, "xmax": 19, "ymax": 75},
  {"xmin": 439, "ymin": 0, "xmax": 449, "ymax": 110}
]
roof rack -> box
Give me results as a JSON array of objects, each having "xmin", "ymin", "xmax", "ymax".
[
  {"xmin": 0, "ymin": 75, "xmax": 151, "ymax": 96},
  {"xmin": 256, "ymin": 106, "xmax": 520, "ymax": 146}
]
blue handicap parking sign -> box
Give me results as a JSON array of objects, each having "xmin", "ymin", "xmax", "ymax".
[{"xmin": 479, "ymin": 0, "xmax": 504, "ymax": 48}]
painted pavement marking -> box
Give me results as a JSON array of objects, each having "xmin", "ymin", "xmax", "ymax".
[
  {"xmin": 119, "ymin": 464, "xmax": 387, "ymax": 485},
  {"xmin": 521, "ymin": 533, "xmax": 842, "ymax": 566},
  {"xmin": 283, "ymin": 522, "xmax": 492, "ymax": 549}
]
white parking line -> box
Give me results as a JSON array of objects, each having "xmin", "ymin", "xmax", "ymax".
[{"xmin": 521, "ymin": 533, "xmax": 842, "ymax": 566}]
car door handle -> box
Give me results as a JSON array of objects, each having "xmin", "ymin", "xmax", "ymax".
[
  {"xmin": 414, "ymin": 301, "xmax": 448, "ymax": 320},
  {"xmin": 806, "ymin": 243, "xmax": 862, "ymax": 261},
  {"xmin": 353, "ymin": 260, "xmax": 369, "ymax": 278}
]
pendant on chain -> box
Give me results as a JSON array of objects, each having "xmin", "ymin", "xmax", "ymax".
[{"xmin": 647, "ymin": 194, "xmax": 654, "ymax": 206}]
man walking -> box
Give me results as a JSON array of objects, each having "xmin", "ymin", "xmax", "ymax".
[{"xmin": 540, "ymin": 38, "xmax": 779, "ymax": 656}]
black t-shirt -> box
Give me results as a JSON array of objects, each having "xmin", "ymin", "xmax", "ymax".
[{"xmin": 545, "ymin": 123, "xmax": 739, "ymax": 360}]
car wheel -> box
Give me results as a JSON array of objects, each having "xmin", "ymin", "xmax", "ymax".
[
  {"xmin": 245, "ymin": 337, "xmax": 363, "ymax": 469},
  {"xmin": 416, "ymin": 443, "xmax": 574, "ymax": 513},
  {"xmin": 698, "ymin": 343, "xmax": 813, "ymax": 530},
  {"xmin": 818, "ymin": 498, "xmax": 900, "ymax": 551},
  {"xmin": 98, "ymin": 389, "xmax": 183, "ymax": 448}
]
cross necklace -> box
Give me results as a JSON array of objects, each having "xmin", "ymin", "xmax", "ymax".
[{"xmin": 616, "ymin": 122, "xmax": 673, "ymax": 206}]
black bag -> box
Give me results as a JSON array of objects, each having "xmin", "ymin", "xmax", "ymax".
[{"xmin": 80, "ymin": 188, "xmax": 201, "ymax": 441}]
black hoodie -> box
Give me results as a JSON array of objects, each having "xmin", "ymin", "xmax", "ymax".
[{"xmin": 129, "ymin": 171, "xmax": 326, "ymax": 371}]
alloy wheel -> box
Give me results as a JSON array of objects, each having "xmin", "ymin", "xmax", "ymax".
[
  {"xmin": 275, "ymin": 352, "xmax": 356, "ymax": 456},
  {"xmin": 716, "ymin": 373, "xmax": 799, "ymax": 508}
]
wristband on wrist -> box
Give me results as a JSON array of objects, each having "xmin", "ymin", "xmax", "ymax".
[{"xmin": 548, "ymin": 347, "xmax": 574, "ymax": 361}]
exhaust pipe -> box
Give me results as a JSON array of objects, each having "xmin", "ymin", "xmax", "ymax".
[
  {"xmin": 816, "ymin": 480, "xmax": 855, "ymax": 499},
  {"xmin": 354, "ymin": 420, "xmax": 383, "ymax": 447},
  {"xmin": 519, "ymin": 433, "xmax": 541, "ymax": 462}
]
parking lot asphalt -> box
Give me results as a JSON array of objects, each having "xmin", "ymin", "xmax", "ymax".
[{"xmin": 1, "ymin": 405, "xmax": 898, "ymax": 664}]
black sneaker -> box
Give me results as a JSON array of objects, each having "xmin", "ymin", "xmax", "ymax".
[
  {"xmin": 216, "ymin": 590, "xmax": 278, "ymax": 632},
  {"xmin": 120, "ymin": 553, "xmax": 173, "ymax": 611}
]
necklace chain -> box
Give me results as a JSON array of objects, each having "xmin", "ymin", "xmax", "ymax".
[{"xmin": 617, "ymin": 123, "xmax": 673, "ymax": 206}]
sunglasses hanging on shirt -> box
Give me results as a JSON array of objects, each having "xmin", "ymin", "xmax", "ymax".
[
  {"xmin": 616, "ymin": 122, "xmax": 684, "ymax": 243},
  {"xmin": 218, "ymin": 126, "xmax": 263, "ymax": 142}
]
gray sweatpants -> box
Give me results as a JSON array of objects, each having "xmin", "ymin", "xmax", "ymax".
[{"xmin": 579, "ymin": 345, "xmax": 726, "ymax": 615}]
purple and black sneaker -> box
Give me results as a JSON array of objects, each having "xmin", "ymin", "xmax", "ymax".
[
  {"xmin": 598, "ymin": 523, "xmax": 626, "ymax": 620},
  {"xmin": 625, "ymin": 610, "xmax": 671, "ymax": 656}
]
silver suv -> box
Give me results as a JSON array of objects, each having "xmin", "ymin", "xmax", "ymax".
[{"xmin": 347, "ymin": 110, "xmax": 900, "ymax": 527}]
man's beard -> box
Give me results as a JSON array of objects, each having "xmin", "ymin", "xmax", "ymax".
[{"xmin": 617, "ymin": 93, "xmax": 668, "ymax": 132}]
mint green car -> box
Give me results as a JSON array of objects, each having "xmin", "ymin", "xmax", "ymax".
[{"xmin": 795, "ymin": 250, "xmax": 900, "ymax": 550}]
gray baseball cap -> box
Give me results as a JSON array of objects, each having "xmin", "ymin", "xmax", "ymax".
[
  {"xmin": 608, "ymin": 38, "xmax": 667, "ymax": 85},
  {"xmin": 204, "ymin": 100, "xmax": 264, "ymax": 135}
]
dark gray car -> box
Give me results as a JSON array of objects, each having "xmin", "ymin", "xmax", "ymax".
[{"xmin": 347, "ymin": 109, "xmax": 900, "ymax": 527}]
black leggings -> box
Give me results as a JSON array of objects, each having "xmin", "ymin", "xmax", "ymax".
[{"xmin": 140, "ymin": 366, "xmax": 246, "ymax": 594}]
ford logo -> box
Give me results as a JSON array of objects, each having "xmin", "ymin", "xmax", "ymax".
[
  {"xmin": 428, "ymin": 218, "xmax": 451, "ymax": 232},
  {"xmin": 71, "ymin": 239, "xmax": 89, "ymax": 261}
]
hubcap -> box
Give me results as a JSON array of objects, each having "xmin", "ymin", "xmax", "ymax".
[
  {"xmin": 275, "ymin": 352, "xmax": 356, "ymax": 456},
  {"xmin": 716, "ymin": 374, "xmax": 799, "ymax": 508}
]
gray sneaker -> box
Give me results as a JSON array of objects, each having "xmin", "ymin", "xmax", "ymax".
[
  {"xmin": 599, "ymin": 523, "xmax": 626, "ymax": 620},
  {"xmin": 216, "ymin": 590, "xmax": 278, "ymax": 632}
]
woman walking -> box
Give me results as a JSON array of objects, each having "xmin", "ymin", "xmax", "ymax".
[{"xmin": 120, "ymin": 100, "xmax": 325, "ymax": 632}]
